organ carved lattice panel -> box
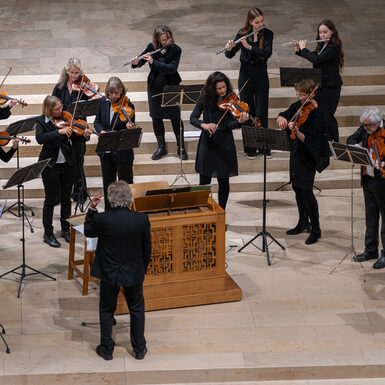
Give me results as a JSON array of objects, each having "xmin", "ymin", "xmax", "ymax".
[
  {"xmin": 183, "ymin": 223, "xmax": 217, "ymax": 272},
  {"xmin": 147, "ymin": 227, "xmax": 173, "ymax": 275}
]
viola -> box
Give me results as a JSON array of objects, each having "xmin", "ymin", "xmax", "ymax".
[
  {"xmin": 368, "ymin": 127, "xmax": 385, "ymax": 178},
  {"xmin": 0, "ymin": 91, "xmax": 28, "ymax": 108},
  {"xmin": 290, "ymin": 101, "xmax": 317, "ymax": 139},
  {"xmin": 111, "ymin": 96, "xmax": 135, "ymax": 127},
  {"xmin": 53, "ymin": 110, "xmax": 93, "ymax": 136},
  {"xmin": 0, "ymin": 131, "xmax": 31, "ymax": 146},
  {"xmin": 72, "ymin": 75, "xmax": 102, "ymax": 98}
]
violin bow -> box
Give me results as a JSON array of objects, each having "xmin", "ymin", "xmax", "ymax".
[{"xmin": 0, "ymin": 67, "xmax": 12, "ymax": 91}]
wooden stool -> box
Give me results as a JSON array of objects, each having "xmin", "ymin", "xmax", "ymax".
[{"xmin": 68, "ymin": 224, "xmax": 98, "ymax": 295}]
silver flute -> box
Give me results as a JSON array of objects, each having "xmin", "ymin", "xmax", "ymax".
[{"xmin": 281, "ymin": 39, "xmax": 329, "ymax": 46}]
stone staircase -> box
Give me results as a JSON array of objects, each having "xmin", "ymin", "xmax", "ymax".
[{"xmin": 1, "ymin": 66, "xmax": 384, "ymax": 199}]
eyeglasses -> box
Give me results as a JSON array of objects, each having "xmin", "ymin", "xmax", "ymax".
[
  {"xmin": 52, "ymin": 106, "xmax": 63, "ymax": 112},
  {"xmin": 363, "ymin": 123, "xmax": 378, "ymax": 129},
  {"xmin": 296, "ymin": 93, "xmax": 309, "ymax": 98}
]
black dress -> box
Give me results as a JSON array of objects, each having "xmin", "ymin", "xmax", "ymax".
[
  {"xmin": 296, "ymin": 42, "xmax": 342, "ymax": 142},
  {"xmin": 190, "ymin": 99, "xmax": 239, "ymax": 179}
]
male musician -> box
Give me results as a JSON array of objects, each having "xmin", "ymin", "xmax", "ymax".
[
  {"xmin": 0, "ymin": 100, "xmax": 19, "ymax": 162},
  {"xmin": 84, "ymin": 181, "xmax": 151, "ymax": 360},
  {"xmin": 347, "ymin": 106, "xmax": 385, "ymax": 269}
]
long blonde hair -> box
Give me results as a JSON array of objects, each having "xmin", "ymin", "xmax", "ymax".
[
  {"xmin": 57, "ymin": 57, "xmax": 83, "ymax": 88},
  {"xmin": 42, "ymin": 95, "xmax": 61, "ymax": 118}
]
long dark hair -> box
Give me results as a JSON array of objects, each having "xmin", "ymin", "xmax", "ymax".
[
  {"xmin": 153, "ymin": 25, "xmax": 175, "ymax": 49},
  {"xmin": 200, "ymin": 72, "xmax": 233, "ymax": 109},
  {"xmin": 316, "ymin": 19, "xmax": 344, "ymax": 71}
]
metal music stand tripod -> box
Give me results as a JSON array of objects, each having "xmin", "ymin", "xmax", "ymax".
[
  {"xmin": 157, "ymin": 84, "xmax": 204, "ymax": 186},
  {"xmin": 328, "ymin": 142, "xmax": 373, "ymax": 274},
  {"xmin": 1, "ymin": 159, "xmax": 56, "ymax": 297},
  {"xmin": 68, "ymin": 98, "xmax": 102, "ymax": 214},
  {"xmin": 3, "ymin": 116, "xmax": 39, "ymax": 231},
  {"xmin": 0, "ymin": 323, "xmax": 10, "ymax": 353},
  {"xmin": 238, "ymin": 126, "xmax": 289, "ymax": 265}
]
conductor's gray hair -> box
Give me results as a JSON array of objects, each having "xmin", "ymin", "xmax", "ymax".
[
  {"xmin": 107, "ymin": 181, "xmax": 133, "ymax": 208},
  {"xmin": 360, "ymin": 106, "xmax": 382, "ymax": 124}
]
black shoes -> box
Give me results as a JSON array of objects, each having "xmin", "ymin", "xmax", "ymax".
[
  {"xmin": 373, "ymin": 256, "xmax": 385, "ymax": 269},
  {"xmin": 354, "ymin": 251, "xmax": 378, "ymax": 263},
  {"xmin": 43, "ymin": 233, "xmax": 61, "ymax": 248},
  {"xmin": 61, "ymin": 230, "xmax": 70, "ymax": 243},
  {"xmin": 96, "ymin": 345, "xmax": 113, "ymax": 361},
  {"xmin": 135, "ymin": 347, "xmax": 147, "ymax": 360},
  {"xmin": 286, "ymin": 220, "xmax": 311, "ymax": 235},
  {"xmin": 305, "ymin": 228, "xmax": 321, "ymax": 245}
]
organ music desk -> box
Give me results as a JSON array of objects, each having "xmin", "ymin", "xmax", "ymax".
[{"xmin": 116, "ymin": 189, "xmax": 242, "ymax": 313}]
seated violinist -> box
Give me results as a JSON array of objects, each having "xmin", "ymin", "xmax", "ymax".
[
  {"xmin": 94, "ymin": 77, "xmax": 136, "ymax": 211},
  {"xmin": 35, "ymin": 95, "xmax": 92, "ymax": 248},
  {"xmin": 0, "ymin": 99, "xmax": 19, "ymax": 162},
  {"xmin": 347, "ymin": 106, "xmax": 385, "ymax": 268},
  {"xmin": 277, "ymin": 79, "xmax": 329, "ymax": 245}
]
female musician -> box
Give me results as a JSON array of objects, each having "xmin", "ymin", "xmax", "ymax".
[
  {"xmin": 293, "ymin": 19, "xmax": 344, "ymax": 142},
  {"xmin": 225, "ymin": 7, "xmax": 273, "ymax": 159},
  {"xmin": 94, "ymin": 77, "xmax": 135, "ymax": 211},
  {"xmin": 0, "ymin": 99, "xmax": 19, "ymax": 162},
  {"xmin": 35, "ymin": 96, "xmax": 91, "ymax": 248},
  {"xmin": 190, "ymin": 72, "xmax": 249, "ymax": 210},
  {"xmin": 276, "ymin": 79, "xmax": 328, "ymax": 245},
  {"xmin": 52, "ymin": 57, "xmax": 94, "ymax": 203},
  {"xmin": 131, "ymin": 25, "xmax": 187, "ymax": 161}
]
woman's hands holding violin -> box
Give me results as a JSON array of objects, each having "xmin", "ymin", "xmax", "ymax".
[
  {"xmin": 11, "ymin": 138, "xmax": 20, "ymax": 149},
  {"xmin": 276, "ymin": 116, "xmax": 288, "ymax": 129},
  {"xmin": 126, "ymin": 122, "xmax": 135, "ymax": 129},
  {"xmin": 237, "ymin": 111, "xmax": 249, "ymax": 124},
  {"xmin": 201, "ymin": 123, "xmax": 218, "ymax": 135},
  {"xmin": 58, "ymin": 127, "xmax": 73, "ymax": 138},
  {"xmin": 8, "ymin": 99, "xmax": 18, "ymax": 108},
  {"xmin": 82, "ymin": 128, "xmax": 93, "ymax": 138}
]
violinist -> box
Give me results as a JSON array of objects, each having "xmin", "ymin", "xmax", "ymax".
[
  {"xmin": 190, "ymin": 72, "xmax": 249, "ymax": 210},
  {"xmin": 131, "ymin": 25, "xmax": 187, "ymax": 161},
  {"xmin": 35, "ymin": 96, "xmax": 91, "ymax": 248},
  {"xmin": 225, "ymin": 7, "xmax": 273, "ymax": 159},
  {"xmin": 52, "ymin": 57, "xmax": 95, "ymax": 204},
  {"xmin": 347, "ymin": 106, "xmax": 385, "ymax": 269},
  {"xmin": 0, "ymin": 98, "xmax": 19, "ymax": 162},
  {"xmin": 277, "ymin": 79, "xmax": 328, "ymax": 245},
  {"xmin": 94, "ymin": 77, "xmax": 135, "ymax": 211},
  {"xmin": 293, "ymin": 20, "xmax": 344, "ymax": 142}
]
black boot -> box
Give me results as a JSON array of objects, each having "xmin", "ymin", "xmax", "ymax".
[
  {"xmin": 175, "ymin": 135, "xmax": 188, "ymax": 160},
  {"xmin": 305, "ymin": 227, "xmax": 322, "ymax": 245},
  {"xmin": 286, "ymin": 219, "xmax": 311, "ymax": 235},
  {"xmin": 152, "ymin": 135, "xmax": 167, "ymax": 160}
]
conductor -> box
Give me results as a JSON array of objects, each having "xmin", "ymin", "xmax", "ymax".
[{"xmin": 84, "ymin": 181, "xmax": 152, "ymax": 360}]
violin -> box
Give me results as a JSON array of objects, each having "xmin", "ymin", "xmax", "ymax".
[
  {"xmin": 0, "ymin": 131, "xmax": 31, "ymax": 146},
  {"xmin": 0, "ymin": 91, "xmax": 28, "ymax": 108},
  {"xmin": 72, "ymin": 75, "xmax": 102, "ymax": 98},
  {"xmin": 290, "ymin": 101, "xmax": 317, "ymax": 139},
  {"xmin": 53, "ymin": 110, "xmax": 91, "ymax": 136},
  {"xmin": 368, "ymin": 127, "xmax": 385, "ymax": 178},
  {"xmin": 111, "ymin": 95, "xmax": 135, "ymax": 127}
]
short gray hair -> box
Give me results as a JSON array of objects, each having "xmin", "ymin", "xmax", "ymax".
[
  {"xmin": 360, "ymin": 106, "xmax": 382, "ymax": 124},
  {"xmin": 107, "ymin": 181, "xmax": 133, "ymax": 208}
]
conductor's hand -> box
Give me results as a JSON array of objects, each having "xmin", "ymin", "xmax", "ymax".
[
  {"xmin": 201, "ymin": 123, "xmax": 217, "ymax": 135},
  {"xmin": 276, "ymin": 116, "xmax": 288, "ymax": 130},
  {"xmin": 90, "ymin": 194, "xmax": 104, "ymax": 209},
  {"xmin": 238, "ymin": 112, "xmax": 249, "ymax": 124}
]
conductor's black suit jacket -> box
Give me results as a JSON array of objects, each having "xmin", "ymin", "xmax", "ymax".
[{"xmin": 84, "ymin": 207, "xmax": 152, "ymax": 287}]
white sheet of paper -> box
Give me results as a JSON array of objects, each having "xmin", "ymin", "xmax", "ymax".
[{"xmin": 74, "ymin": 224, "xmax": 98, "ymax": 251}]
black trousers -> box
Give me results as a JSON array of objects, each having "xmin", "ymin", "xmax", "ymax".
[
  {"xmin": 200, "ymin": 174, "xmax": 230, "ymax": 210},
  {"xmin": 42, "ymin": 163, "xmax": 74, "ymax": 234},
  {"xmin": 99, "ymin": 280, "xmax": 146, "ymax": 354},
  {"xmin": 153, "ymin": 117, "xmax": 182, "ymax": 138},
  {"xmin": 72, "ymin": 141, "xmax": 88, "ymax": 199},
  {"xmin": 363, "ymin": 176, "xmax": 385, "ymax": 256},
  {"xmin": 317, "ymin": 85, "xmax": 341, "ymax": 142},
  {"xmin": 100, "ymin": 153, "xmax": 133, "ymax": 211},
  {"xmin": 292, "ymin": 185, "xmax": 320, "ymax": 230}
]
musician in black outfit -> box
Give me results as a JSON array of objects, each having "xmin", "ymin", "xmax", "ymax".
[
  {"xmin": 84, "ymin": 181, "xmax": 151, "ymax": 361},
  {"xmin": 347, "ymin": 106, "xmax": 385, "ymax": 269},
  {"xmin": 294, "ymin": 19, "xmax": 344, "ymax": 142},
  {"xmin": 277, "ymin": 79, "xmax": 329, "ymax": 245},
  {"xmin": 190, "ymin": 72, "xmax": 249, "ymax": 210},
  {"xmin": 225, "ymin": 7, "xmax": 273, "ymax": 159},
  {"xmin": 94, "ymin": 77, "xmax": 135, "ymax": 211},
  {"xmin": 132, "ymin": 25, "xmax": 187, "ymax": 161},
  {"xmin": 0, "ymin": 100, "xmax": 19, "ymax": 162},
  {"xmin": 35, "ymin": 95, "xmax": 91, "ymax": 248},
  {"xmin": 52, "ymin": 57, "xmax": 96, "ymax": 203}
]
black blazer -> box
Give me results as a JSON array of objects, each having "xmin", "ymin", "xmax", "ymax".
[
  {"xmin": 84, "ymin": 207, "xmax": 152, "ymax": 287},
  {"xmin": 225, "ymin": 28, "xmax": 273, "ymax": 68},
  {"xmin": 0, "ymin": 147, "xmax": 17, "ymax": 162},
  {"xmin": 296, "ymin": 43, "xmax": 342, "ymax": 87},
  {"xmin": 52, "ymin": 83, "xmax": 89, "ymax": 112},
  {"xmin": 0, "ymin": 106, "xmax": 11, "ymax": 120},
  {"xmin": 94, "ymin": 96, "xmax": 135, "ymax": 163},
  {"xmin": 35, "ymin": 114, "xmax": 80, "ymax": 167}
]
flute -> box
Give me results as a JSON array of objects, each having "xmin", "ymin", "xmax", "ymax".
[
  {"xmin": 216, "ymin": 26, "xmax": 265, "ymax": 55},
  {"xmin": 121, "ymin": 44, "xmax": 172, "ymax": 67},
  {"xmin": 281, "ymin": 39, "xmax": 329, "ymax": 46}
]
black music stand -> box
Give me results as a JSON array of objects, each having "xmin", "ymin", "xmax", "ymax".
[
  {"xmin": 0, "ymin": 323, "xmax": 10, "ymax": 354},
  {"xmin": 275, "ymin": 68, "xmax": 322, "ymax": 192},
  {"xmin": 1, "ymin": 159, "xmax": 56, "ymax": 298},
  {"xmin": 238, "ymin": 126, "xmax": 289, "ymax": 265},
  {"xmin": 328, "ymin": 142, "xmax": 373, "ymax": 274},
  {"xmin": 159, "ymin": 84, "xmax": 204, "ymax": 185},
  {"xmin": 68, "ymin": 98, "xmax": 101, "ymax": 120},
  {"xmin": 3, "ymin": 116, "xmax": 39, "ymax": 228},
  {"xmin": 96, "ymin": 128, "xmax": 142, "ymax": 153}
]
